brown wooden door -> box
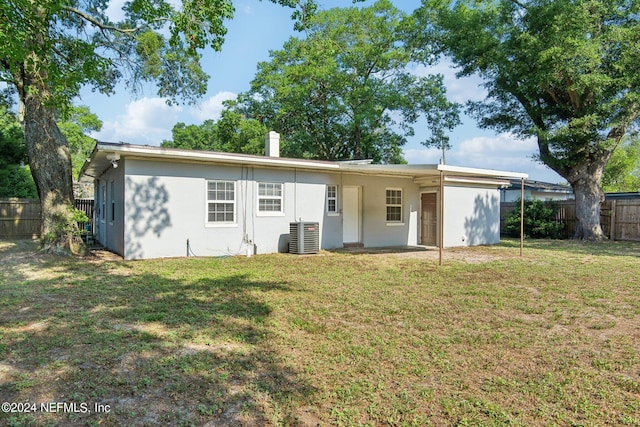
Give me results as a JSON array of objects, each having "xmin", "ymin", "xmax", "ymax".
[{"xmin": 421, "ymin": 193, "xmax": 437, "ymax": 246}]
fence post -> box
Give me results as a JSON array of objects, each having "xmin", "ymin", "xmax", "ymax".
[{"xmin": 609, "ymin": 199, "xmax": 616, "ymax": 241}]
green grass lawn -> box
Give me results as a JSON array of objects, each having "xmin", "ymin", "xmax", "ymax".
[{"xmin": 1, "ymin": 239, "xmax": 639, "ymax": 426}]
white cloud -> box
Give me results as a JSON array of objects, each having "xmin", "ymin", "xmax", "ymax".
[
  {"xmin": 404, "ymin": 133, "xmax": 563, "ymax": 183},
  {"xmin": 404, "ymin": 148, "xmax": 443, "ymax": 164},
  {"xmin": 451, "ymin": 133, "xmax": 538, "ymax": 171},
  {"xmin": 105, "ymin": 0, "xmax": 126, "ymax": 22},
  {"xmin": 457, "ymin": 133, "xmax": 537, "ymax": 155},
  {"xmin": 189, "ymin": 91, "xmax": 237, "ymax": 122},
  {"xmin": 411, "ymin": 59, "xmax": 488, "ymax": 104},
  {"xmin": 92, "ymin": 97, "xmax": 182, "ymax": 145}
]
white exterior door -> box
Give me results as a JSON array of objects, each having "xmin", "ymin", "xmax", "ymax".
[{"xmin": 342, "ymin": 186, "xmax": 361, "ymax": 243}]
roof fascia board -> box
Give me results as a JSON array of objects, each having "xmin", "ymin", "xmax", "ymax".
[
  {"xmin": 437, "ymin": 164, "xmax": 528, "ymax": 179},
  {"xmin": 444, "ymin": 176, "xmax": 511, "ymax": 186},
  {"xmin": 97, "ymin": 144, "xmax": 341, "ymax": 171},
  {"xmin": 89, "ymin": 143, "xmax": 528, "ymax": 181}
]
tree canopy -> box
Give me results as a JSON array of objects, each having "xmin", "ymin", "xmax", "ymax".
[
  {"xmin": 0, "ymin": 0, "xmax": 317, "ymax": 110},
  {"xmin": 231, "ymin": 0, "xmax": 459, "ymax": 163},
  {"xmin": 413, "ymin": 0, "xmax": 640, "ymax": 240},
  {"xmin": 57, "ymin": 106, "xmax": 103, "ymax": 178},
  {"xmin": 0, "ymin": 0, "xmax": 318, "ymax": 254},
  {"xmin": 0, "ymin": 103, "xmax": 37, "ymax": 198},
  {"xmin": 162, "ymin": 108, "xmax": 268, "ymax": 155},
  {"xmin": 602, "ymin": 136, "xmax": 640, "ymax": 192},
  {"xmin": 0, "ymin": 102, "xmax": 102, "ymax": 198}
]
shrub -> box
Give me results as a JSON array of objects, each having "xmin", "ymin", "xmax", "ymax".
[{"xmin": 505, "ymin": 199, "xmax": 565, "ymax": 239}]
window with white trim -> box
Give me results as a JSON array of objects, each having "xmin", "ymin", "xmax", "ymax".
[
  {"xmin": 386, "ymin": 188, "xmax": 403, "ymax": 222},
  {"xmin": 258, "ymin": 182, "xmax": 283, "ymax": 214},
  {"xmin": 207, "ymin": 180, "xmax": 236, "ymax": 224},
  {"xmin": 327, "ymin": 184, "xmax": 338, "ymax": 214}
]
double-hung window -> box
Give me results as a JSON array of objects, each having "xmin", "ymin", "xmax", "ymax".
[
  {"xmin": 327, "ymin": 185, "xmax": 338, "ymax": 215},
  {"xmin": 386, "ymin": 188, "xmax": 403, "ymax": 223},
  {"xmin": 207, "ymin": 180, "xmax": 236, "ymax": 224},
  {"xmin": 258, "ymin": 182, "xmax": 283, "ymax": 215}
]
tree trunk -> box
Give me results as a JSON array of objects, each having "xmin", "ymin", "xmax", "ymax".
[
  {"xmin": 567, "ymin": 166, "xmax": 607, "ymax": 241},
  {"xmin": 353, "ymin": 123, "xmax": 362, "ymax": 159},
  {"xmin": 22, "ymin": 92, "xmax": 86, "ymax": 255}
]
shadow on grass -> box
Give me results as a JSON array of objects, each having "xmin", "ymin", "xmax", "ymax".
[{"xmin": 0, "ymin": 248, "xmax": 315, "ymax": 426}]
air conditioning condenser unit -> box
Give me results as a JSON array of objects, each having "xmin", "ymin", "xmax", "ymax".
[{"xmin": 289, "ymin": 222, "xmax": 319, "ymax": 254}]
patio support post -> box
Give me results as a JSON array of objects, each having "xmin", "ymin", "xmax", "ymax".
[
  {"xmin": 439, "ymin": 170, "xmax": 444, "ymax": 266},
  {"xmin": 520, "ymin": 178, "xmax": 524, "ymax": 257}
]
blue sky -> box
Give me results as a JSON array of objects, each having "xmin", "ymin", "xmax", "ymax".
[{"xmin": 81, "ymin": 0, "xmax": 564, "ymax": 183}]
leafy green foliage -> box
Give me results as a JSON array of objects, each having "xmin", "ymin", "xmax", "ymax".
[
  {"xmin": 0, "ymin": 103, "xmax": 101, "ymax": 197},
  {"xmin": 57, "ymin": 106, "xmax": 102, "ymax": 178},
  {"xmin": 70, "ymin": 207, "xmax": 89, "ymax": 225},
  {"xmin": 1, "ymin": 0, "xmax": 319, "ymax": 110},
  {"xmin": 0, "ymin": 0, "xmax": 318, "ymax": 253},
  {"xmin": 0, "ymin": 105, "xmax": 37, "ymax": 198},
  {"xmin": 41, "ymin": 206, "xmax": 90, "ymax": 254},
  {"xmin": 233, "ymin": 0, "xmax": 459, "ymax": 163},
  {"xmin": 214, "ymin": 109, "xmax": 269, "ymax": 155},
  {"xmin": 0, "ymin": 105, "xmax": 25, "ymax": 167},
  {"xmin": 413, "ymin": 0, "xmax": 640, "ymax": 239},
  {"xmin": 162, "ymin": 121, "xmax": 218, "ymax": 151},
  {"xmin": 161, "ymin": 109, "xmax": 268, "ymax": 155},
  {"xmin": 0, "ymin": 165, "xmax": 38, "ymax": 198},
  {"xmin": 505, "ymin": 199, "xmax": 565, "ymax": 239},
  {"xmin": 602, "ymin": 136, "xmax": 640, "ymax": 192}
]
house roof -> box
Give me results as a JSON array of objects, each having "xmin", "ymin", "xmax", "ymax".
[
  {"xmin": 79, "ymin": 142, "xmax": 528, "ymax": 183},
  {"xmin": 504, "ymin": 179, "xmax": 572, "ymax": 194},
  {"xmin": 605, "ymin": 192, "xmax": 640, "ymax": 200}
]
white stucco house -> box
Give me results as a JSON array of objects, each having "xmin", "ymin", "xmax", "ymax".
[{"xmin": 79, "ymin": 133, "xmax": 527, "ymax": 260}]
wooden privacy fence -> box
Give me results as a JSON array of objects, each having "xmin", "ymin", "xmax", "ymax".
[
  {"xmin": 0, "ymin": 198, "xmax": 41, "ymax": 238},
  {"xmin": 75, "ymin": 198, "xmax": 94, "ymax": 235},
  {"xmin": 0, "ymin": 198, "xmax": 94, "ymax": 239},
  {"xmin": 501, "ymin": 199, "xmax": 640, "ymax": 241}
]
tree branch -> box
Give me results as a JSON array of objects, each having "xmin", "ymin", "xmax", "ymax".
[
  {"xmin": 61, "ymin": 6, "xmax": 141, "ymax": 36},
  {"xmin": 508, "ymin": 0, "xmax": 530, "ymax": 11}
]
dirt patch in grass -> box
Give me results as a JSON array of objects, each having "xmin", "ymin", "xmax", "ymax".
[
  {"xmin": 1, "ymin": 239, "xmax": 639, "ymax": 426},
  {"xmin": 333, "ymin": 243, "xmax": 522, "ymax": 264}
]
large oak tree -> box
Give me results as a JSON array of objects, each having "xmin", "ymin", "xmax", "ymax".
[
  {"xmin": 232, "ymin": 0, "xmax": 460, "ymax": 163},
  {"xmin": 413, "ymin": 0, "xmax": 640, "ymax": 240},
  {"xmin": 0, "ymin": 0, "xmax": 314, "ymax": 254}
]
